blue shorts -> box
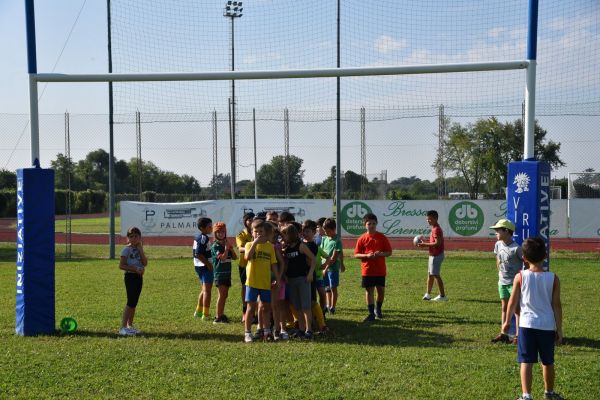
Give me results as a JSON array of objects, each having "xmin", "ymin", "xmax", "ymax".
[
  {"xmin": 195, "ymin": 266, "xmax": 214, "ymax": 285},
  {"xmin": 315, "ymin": 278, "xmax": 325, "ymax": 289},
  {"xmin": 245, "ymin": 286, "xmax": 272, "ymax": 304},
  {"xmin": 517, "ymin": 327, "xmax": 556, "ymax": 365},
  {"xmin": 324, "ymin": 270, "xmax": 340, "ymax": 289}
]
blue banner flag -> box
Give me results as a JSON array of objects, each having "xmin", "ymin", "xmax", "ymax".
[
  {"xmin": 16, "ymin": 168, "xmax": 55, "ymax": 336},
  {"xmin": 506, "ymin": 161, "xmax": 551, "ymax": 270}
]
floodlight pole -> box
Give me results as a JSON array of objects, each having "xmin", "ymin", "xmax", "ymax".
[
  {"xmin": 524, "ymin": 0, "xmax": 539, "ymax": 160},
  {"xmin": 224, "ymin": 1, "xmax": 243, "ymax": 199}
]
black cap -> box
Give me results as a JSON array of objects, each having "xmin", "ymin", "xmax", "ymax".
[
  {"xmin": 255, "ymin": 211, "xmax": 267, "ymax": 220},
  {"xmin": 243, "ymin": 212, "xmax": 255, "ymax": 222}
]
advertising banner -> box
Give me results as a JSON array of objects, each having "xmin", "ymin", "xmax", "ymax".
[{"xmin": 122, "ymin": 198, "xmax": 568, "ymax": 238}]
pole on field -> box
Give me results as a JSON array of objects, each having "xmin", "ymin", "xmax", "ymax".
[{"xmin": 524, "ymin": 0, "xmax": 538, "ymax": 160}]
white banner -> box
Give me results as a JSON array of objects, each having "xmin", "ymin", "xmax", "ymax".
[
  {"xmin": 337, "ymin": 199, "xmax": 568, "ymax": 238},
  {"xmin": 121, "ymin": 199, "xmax": 570, "ymax": 238},
  {"xmin": 569, "ymin": 199, "xmax": 600, "ymax": 238}
]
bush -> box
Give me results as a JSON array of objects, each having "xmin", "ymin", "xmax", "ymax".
[{"xmin": 0, "ymin": 190, "xmax": 17, "ymax": 218}]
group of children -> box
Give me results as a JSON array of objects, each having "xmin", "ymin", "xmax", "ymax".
[
  {"xmin": 192, "ymin": 210, "xmax": 344, "ymax": 342},
  {"xmin": 117, "ymin": 210, "xmax": 564, "ymax": 399}
]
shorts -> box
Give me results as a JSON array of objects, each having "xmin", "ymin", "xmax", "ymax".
[
  {"xmin": 195, "ymin": 266, "xmax": 214, "ymax": 285},
  {"xmin": 245, "ymin": 286, "xmax": 272, "ymax": 303},
  {"xmin": 517, "ymin": 327, "xmax": 556, "ymax": 365},
  {"xmin": 315, "ymin": 279, "xmax": 325, "ymax": 289},
  {"xmin": 238, "ymin": 266, "xmax": 247, "ymax": 285},
  {"xmin": 215, "ymin": 277, "xmax": 232, "ymax": 287},
  {"xmin": 124, "ymin": 272, "xmax": 143, "ymax": 308},
  {"xmin": 498, "ymin": 283, "xmax": 513, "ymax": 300},
  {"xmin": 362, "ymin": 276, "xmax": 386, "ymax": 288},
  {"xmin": 428, "ymin": 253, "xmax": 445, "ymax": 275},
  {"xmin": 287, "ymin": 276, "xmax": 312, "ymax": 311},
  {"xmin": 324, "ymin": 270, "xmax": 340, "ymax": 289}
]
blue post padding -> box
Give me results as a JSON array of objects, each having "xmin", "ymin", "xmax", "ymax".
[
  {"xmin": 24, "ymin": 0, "xmax": 38, "ymax": 74},
  {"xmin": 527, "ymin": 0, "xmax": 539, "ymax": 60},
  {"xmin": 16, "ymin": 168, "xmax": 55, "ymax": 336},
  {"xmin": 506, "ymin": 160, "xmax": 551, "ymax": 270}
]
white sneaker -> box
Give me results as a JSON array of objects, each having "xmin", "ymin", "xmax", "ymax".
[
  {"xmin": 119, "ymin": 327, "xmax": 136, "ymax": 336},
  {"xmin": 244, "ymin": 332, "xmax": 253, "ymax": 343},
  {"xmin": 432, "ymin": 295, "xmax": 448, "ymax": 302},
  {"xmin": 128, "ymin": 326, "xmax": 140, "ymax": 334},
  {"xmin": 422, "ymin": 293, "xmax": 432, "ymax": 300}
]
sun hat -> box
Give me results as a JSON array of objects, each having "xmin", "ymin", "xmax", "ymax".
[{"xmin": 489, "ymin": 219, "xmax": 515, "ymax": 231}]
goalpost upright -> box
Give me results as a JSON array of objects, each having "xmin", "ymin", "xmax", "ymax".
[{"xmin": 20, "ymin": 0, "xmax": 542, "ymax": 335}]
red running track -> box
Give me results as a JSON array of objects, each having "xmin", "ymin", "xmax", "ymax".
[{"xmin": 1, "ymin": 231, "xmax": 598, "ymax": 252}]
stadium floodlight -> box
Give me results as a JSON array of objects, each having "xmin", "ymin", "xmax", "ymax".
[{"xmin": 224, "ymin": 1, "xmax": 244, "ymax": 198}]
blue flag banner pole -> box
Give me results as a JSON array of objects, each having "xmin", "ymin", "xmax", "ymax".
[
  {"xmin": 16, "ymin": 167, "xmax": 55, "ymax": 336},
  {"xmin": 506, "ymin": 160, "xmax": 551, "ymax": 271}
]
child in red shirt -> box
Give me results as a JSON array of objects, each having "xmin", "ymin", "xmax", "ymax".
[
  {"xmin": 354, "ymin": 213, "xmax": 392, "ymax": 322},
  {"xmin": 417, "ymin": 210, "xmax": 447, "ymax": 301}
]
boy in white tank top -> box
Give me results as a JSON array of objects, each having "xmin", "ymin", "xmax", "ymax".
[{"xmin": 502, "ymin": 237, "xmax": 563, "ymax": 400}]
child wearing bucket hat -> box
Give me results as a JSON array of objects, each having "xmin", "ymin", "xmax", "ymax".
[{"xmin": 490, "ymin": 218, "xmax": 523, "ymax": 344}]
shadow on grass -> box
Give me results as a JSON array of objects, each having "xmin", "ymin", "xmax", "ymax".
[
  {"xmin": 65, "ymin": 329, "xmax": 244, "ymax": 342},
  {"xmin": 562, "ymin": 336, "xmax": 600, "ymax": 349},
  {"xmin": 324, "ymin": 309, "xmax": 476, "ymax": 347},
  {"xmin": 460, "ymin": 298, "xmax": 499, "ymax": 304}
]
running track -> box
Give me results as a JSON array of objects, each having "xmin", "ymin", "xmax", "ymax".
[{"xmin": 2, "ymin": 218, "xmax": 598, "ymax": 252}]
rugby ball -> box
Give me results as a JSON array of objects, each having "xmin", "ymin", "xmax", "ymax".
[{"xmin": 413, "ymin": 235, "xmax": 423, "ymax": 246}]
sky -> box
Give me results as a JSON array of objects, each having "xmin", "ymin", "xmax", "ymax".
[{"xmin": 0, "ymin": 1, "xmax": 599, "ymax": 186}]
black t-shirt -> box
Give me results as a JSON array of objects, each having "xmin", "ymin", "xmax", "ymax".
[{"xmin": 284, "ymin": 242, "xmax": 308, "ymax": 278}]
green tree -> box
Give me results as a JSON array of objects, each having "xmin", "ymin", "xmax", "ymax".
[
  {"xmin": 257, "ymin": 155, "xmax": 305, "ymax": 196},
  {"xmin": 0, "ymin": 169, "xmax": 17, "ymax": 189},
  {"xmin": 437, "ymin": 117, "xmax": 565, "ymax": 199}
]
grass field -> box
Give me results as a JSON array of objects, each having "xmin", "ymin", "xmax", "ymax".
[
  {"xmin": 1, "ymin": 247, "xmax": 599, "ymax": 399},
  {"xmin": 54, "ymin": 216, "xmax": 121, "ymax": 234}
]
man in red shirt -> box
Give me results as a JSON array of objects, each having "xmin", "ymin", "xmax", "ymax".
[
  {"xmin": 417, "ymin": 210, "xmax": 447, "ymax": 301},
  {"xmin": 354, "ymin": 213, "xmax": 392, "ymax": 322}
]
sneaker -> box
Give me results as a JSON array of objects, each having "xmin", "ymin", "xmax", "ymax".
[
  {"xmin": 304, "ymin": 331, "xmax": 314, "ymax": 340},
  {"xmin": 375, "ymin": 312, "xmax": 383, "ymax": 320},
  {"xmin": 517, "ymin": 396, "xmax": 533, "ymax": 400},
  {"xmin": 244, "ymin": 332, "xmax": 253, "ymax": 343},
  {"xmin": 119, "ymin": 327, "xmax": 136, "ymax": 336},
  {"xmin": 127, "ymin": 326, "xmax": 141, "ymax": 334},
  {"xmin": 280, "ymin": 330, "xmax": 290, "ymax": 340},
  {"xmin": 432, "ymin": 295, "xmax": 448, "ymax": 302},
  {"xmin": 252, "ymin": 329, "xmax": 264, "ymax": 341},
  {"xmin": 422, "ymin": 293, "xmax": 432, "ymax": 300},
  {"xmin": 201, "ymin": 315, "xmax": 210, "ymax": 321},
  {"xmin": 329, "ymin": 307, "xmax": 336, "ymax": 315},
  {"xmin": 292, "ymin": 330, "xmax": 305, "ymax": 339},
  {"xmin": 263, "ymin": 332, "xmax": 274, "ymax": 342},
  {"xmin": 193, "ymin": 310, "xmax": 202, "ymax": 318},
  {"xmin": 511, "ymin": 336, "xmax": 519, "ymax": 345},
  {"xmin": 213, "ymin": 316, "xmax": 224, "ymax": 324},
  {"xmin": 363, "ymin": 314, "xmax": 376, "ymax": 322},
  {"xmin": 491, "ymin": 333, "xmax": 510, "ymax": 343},
  {"xmin": 544, "ymin": 392, "xmax": 564, "ymax": 400},
  {"xmin": 220, "ymin": 315, "xmax": 230, "ymax": 323},
  {"xmin": 273, "ymin": 332, "xmax": 281, "ymax": 342}
]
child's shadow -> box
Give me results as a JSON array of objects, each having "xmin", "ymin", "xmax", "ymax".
[
  {"xmin": 70, "ymin": 330, "xmax": 243, "ymax": 342},
  {"xmin": 325, "ymin": 310, "xmax": 474, "ymax": 347}
]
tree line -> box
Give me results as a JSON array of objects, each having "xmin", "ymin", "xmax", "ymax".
[{"xmin": 0, "ymin": 117, "xmax": 569, "ymax": 200}]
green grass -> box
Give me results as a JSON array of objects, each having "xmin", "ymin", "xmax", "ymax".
[
  {"xmin": 54, "ymin": 216, "xmax": 120, "ymax": 234},
  {"xmin": 1, "ymin": 250, "xmax": 599, "ymax": 399}
]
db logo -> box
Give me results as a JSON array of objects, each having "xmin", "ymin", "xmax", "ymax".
[
  {"xmin": 346, "ymin": 203, "xmax": 368, "ymax": 218},
  {"xmin": 455, "ymin": 203, "xmax": 478, "ymax": 219}
]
